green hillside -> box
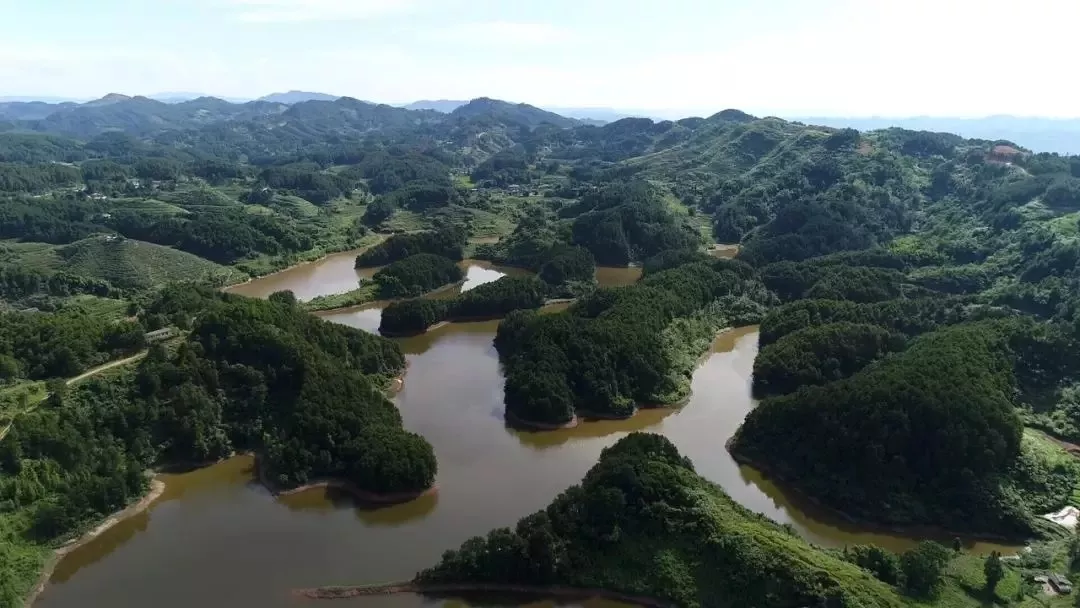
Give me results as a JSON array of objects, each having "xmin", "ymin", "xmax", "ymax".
[{"xmin": 58, "ymin": 236, "xmax": 244, "ymax": 289}]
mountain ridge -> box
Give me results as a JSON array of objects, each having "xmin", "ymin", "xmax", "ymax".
[{"xmin": 2, "ymin": 91, "xmax": 1080, "ymax": 153}]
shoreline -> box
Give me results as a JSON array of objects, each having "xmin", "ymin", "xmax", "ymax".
[
  {"xmin": 388, "ymin": 360, "xmax": 409, "ymax": 394},
  {"xmin": 21, "ymin": 329, "xmax": 416, "ymax": 606},
  {"xmin": 293, "ymin": 581, "xmax": 673, "ymax": 607},
  {"xmin": 504, "ymin": 410, "xmax": 580, "ymax": 430},
  {"xmin": 254, "ymin": 453, "xmax": 437, "ymax": 506},
  {"xmin": 24, "ymin": 478, "xmax": 167, "ymax": 608},
  {"xmin": 275, "ymin": 479, "xmax": 439, "ymax": 504},
  {"xmin": 225, "ymin": 234, "xmax": 392, "ymax": 290},
  {"xmin": 724, "ymin": 437, "xmax": 1029, "ymax": 547},
  {"xmin": 380, "ymin": 320, "xmax": 452, "ymax": 338},
  {"xmin": 225, "ymin": 246, "xmax": 367, "ymax": 290},
  {"xmin": 506, "ymin": 326, "xmax": 733, "ymax": 431}
]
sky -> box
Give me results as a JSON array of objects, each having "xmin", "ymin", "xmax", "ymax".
[{"xmin": 1, "ymin": 0, "xmax": 1078, "ymax": 118}]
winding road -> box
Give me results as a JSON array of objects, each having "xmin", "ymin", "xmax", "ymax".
[{"xmin": 0, "ymin": 351, "xmax": 147, "ymax": 442}]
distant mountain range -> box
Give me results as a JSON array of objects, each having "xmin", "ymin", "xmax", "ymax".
[
  {"xmin": 0, "ymin": 93, "xmax": 590, "ymax": 142},
  {"xmin": 793, "ymin": 116, "xmax": 1080, "ymax": 155},
  {"xmin": 3, "ymin": 91, "xmax": 1080, "ymax": 153},
  {"xmin": 402, "ymin": 99, "xmax": 641, "ymax": 124},
  {"xmin": 257, "ymin": 90, "xmax": 340, "ymax": 104}
]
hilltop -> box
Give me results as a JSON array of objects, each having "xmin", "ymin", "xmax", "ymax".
[
  {"xmin": 58, "ymin": 235, "xmax": 244, "ymax": 290},
  {"xmin": 258, "ymin": 90, "xmax": 340, "ymax": 104}
]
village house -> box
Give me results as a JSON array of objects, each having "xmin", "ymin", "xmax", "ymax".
[
  {"xmin": 144, "ymin": 327, "xmax": 177, "ymax": 343},
  {"xmin": 1049, "ymin": 573, "xmax": 1073, "ymax": 594}
]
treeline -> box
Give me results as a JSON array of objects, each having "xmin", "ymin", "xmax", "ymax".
[
  {"xmin": 752, "ymin": 322, "xmax": 906, "ymax": 397},
  {"xmin": 0, "ymin": 308, "xmax": 143, "ymax": 381},
  {"xmin": 0, "ymin": 285, "xmax": 435, "ymax": 574},
  {"xmin": 372, "ymin": 254, "xmax": 463, "ymax": 298},
  {"xmin": 356, "ymin": 229, "xmax": 466, "ymax": 267},
  {"xmin": 732, "ymin": 319, "xmax": 1079, "ymax": 534},
  {"xmin": 0, "ymin": 267, "xmax": 113, "ymax": 304},
  {"xmin": 0, "ymin": 195, "xmax": 314, "ymax": 264},
  {"xmin": 757, "ymin": 296, "xmax": 1002, "ymax": 347},
  {"xmin": 495, "ymin": 256, "xmax": 770, "ymax": 424},
  {"xmin": 0, "ymin": 163, "xmax": 82, "ymax": 193},
  {"xmin": 474, "ymin": 183, "xmax": 699, "ymax": 271},
  {"xmin": 258, "ymin": 162, "xmax": 362, "ymax": 204},
  {"xmin": 706, "ymin": 128, "xmax": 920, "ymax": 265},
  {"xmin": 419, "ymin": 433, "xmax": 903, "ymax": 608},
  {"xmin": 379, "ymin": 276, "xmax": 548, "ymax": 336},
  {"xmin": 108, "ymin": 208, "xmax": 313, "ymax": 264},
  {"xmin": 760, "ymin": 258, "xmax": 912, "ymax": 303}
]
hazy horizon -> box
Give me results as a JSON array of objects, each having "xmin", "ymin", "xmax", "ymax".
[
  {"xmin": 6, "ymin": 92, "xmax": 1080, "ymax": 124},
  {"xmin": 2, "ymin": 0, "xmax": 1078, "ymax": 119}
]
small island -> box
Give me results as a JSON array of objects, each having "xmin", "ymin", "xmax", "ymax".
[{"xmin": 371, "ymin": 253, "xmax": 464, "ymax": 299}]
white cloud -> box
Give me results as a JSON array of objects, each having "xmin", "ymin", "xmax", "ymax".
[
  {"xmin": 431, "ymin": 22, "xmax": 570, "ymax": 46},
  {"xmin": 230, "ymin": 0, "xmax": 415, "ymax": 23}
]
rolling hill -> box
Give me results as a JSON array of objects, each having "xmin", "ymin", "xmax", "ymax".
[{"xmin": 57, "ymin": 236, "xmax": 245, "ymax": 289}]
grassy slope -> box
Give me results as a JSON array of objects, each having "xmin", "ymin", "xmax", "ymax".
[{"xmin": 59, "ymin": 236, "xmax": 245, "ymax": 289}]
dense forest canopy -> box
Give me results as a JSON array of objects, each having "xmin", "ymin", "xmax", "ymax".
[
  {"xmin": 355, "ymin": 229, "xmax": 466, "ymax": 267},
  {"xmin": 733, "ymin": 319, "xmax": 1079, "ymax": 535},
  {"xmin": 371, "ymin": 253, "xmax": 464, "ymax": 298},
  {"xmin": 0, "ymin": 286, "xmax": 433, "ymax": 561},
  {"xmin": 495, "ymin": 258, "xmax": 771, "ymax": 424}
]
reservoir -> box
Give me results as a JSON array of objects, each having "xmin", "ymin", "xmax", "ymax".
[{"xmin": 34, "ymin": 262, "xmax": 1019, "ymax": 608}]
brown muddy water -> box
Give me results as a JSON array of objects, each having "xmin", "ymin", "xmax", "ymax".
[{"xmin": 35, "ymin": 264, "xmax": 1019, "ymax": 608}]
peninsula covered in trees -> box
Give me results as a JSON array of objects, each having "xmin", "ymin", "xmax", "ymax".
[
  {"xmin": 0, "ymin": 286, "xmax": 435, "ymax": 607},
  {"xmin": 495, "ymin": 257, "xmax": 771, "ymax": 425},
  {"xmin": 371, "ymin": 253, "xmax": 464, "ymax": 298},
  {"xmin": 415, "ymin": 433, "xmax": 904, "ymax": 608},
  {"xmin": 379, "ymin": 275, "xmax": 549, "ymax": 336}
]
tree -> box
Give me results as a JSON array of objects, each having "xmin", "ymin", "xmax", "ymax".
[
  {"xmin": 268, "ymin": 290, "xmax": 298, "ymax": 307},
  {"xmin": 900, "ymin": 541, "xmax": 952, "ymax": 597},
  {"xmin": 362, "ymin": 197, "xmax": 396, "ymax": 226},
  {"xmin": 983, "ymin": 551, "xmax": 1004, "ymax": 594}
]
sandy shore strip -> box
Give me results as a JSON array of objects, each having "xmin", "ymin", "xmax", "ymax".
[
  {"xmin": 293, "ymin": 581, "xmax": 674, "ymax": 607},
  {"xmin": 24, "ymin": 478, "xmax": 167, "ymax": 608},
  {"xmin": 504, "ymin": 410, "xmax": 580, "ymax": 430}
]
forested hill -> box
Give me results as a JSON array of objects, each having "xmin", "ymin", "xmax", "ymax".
[{"xmin": 419, "ymin": 433, "xmax": 905, "ymax": 608}]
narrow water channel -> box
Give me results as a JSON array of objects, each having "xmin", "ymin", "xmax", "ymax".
[{"xmin": 33, "ymin": 261, "xmax": 1017, "ymax": 608}]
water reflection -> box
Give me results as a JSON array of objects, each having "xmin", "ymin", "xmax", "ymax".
[
  {"xmin": 279, "ymin": 487, "xmax": 440, "ymax": 527},
  {"xmin": 224, "ymin": 248, "xmax": 379, "ymax": 301},
  {"xmin": 509, "ymin": 408, "xmax": 677, "ymax": 451}
]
